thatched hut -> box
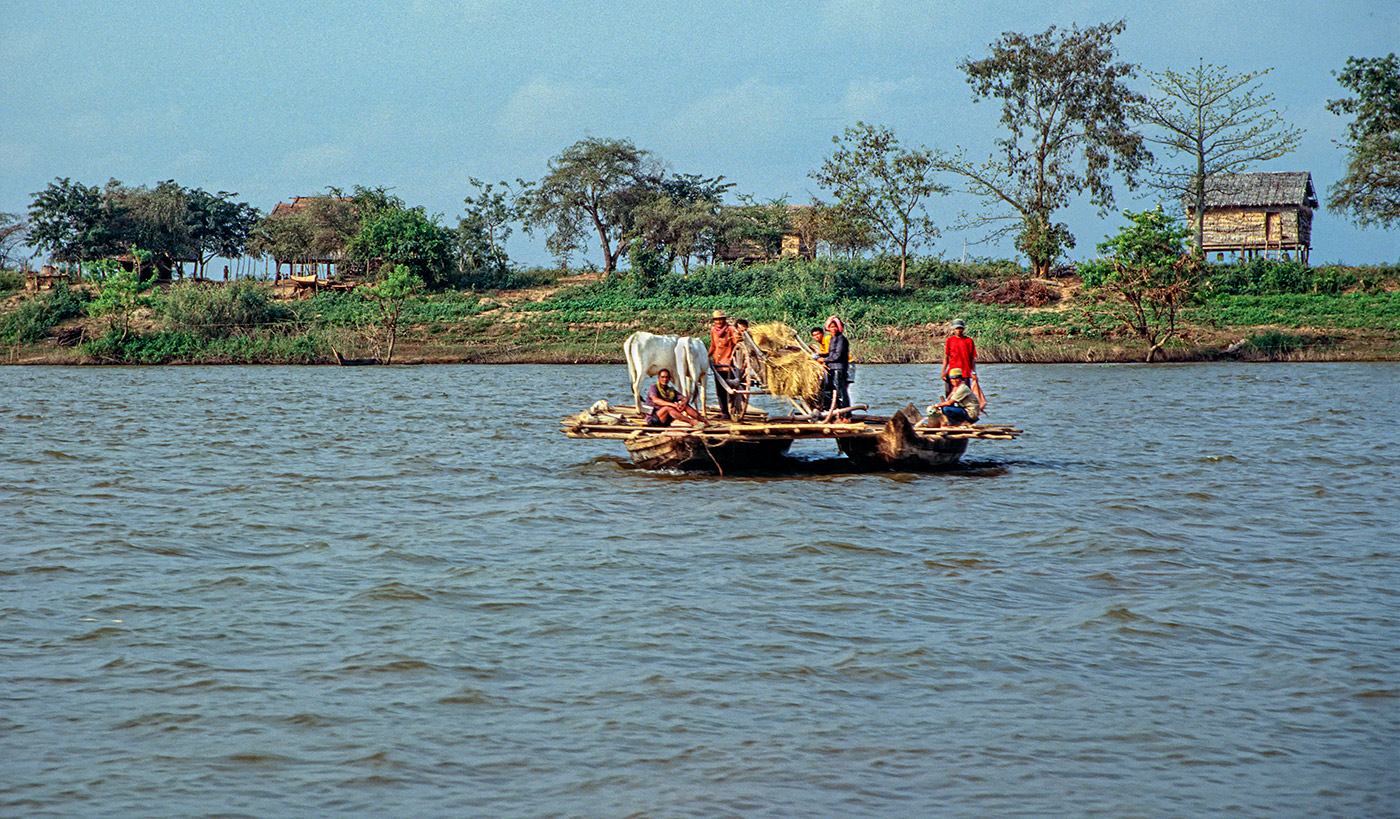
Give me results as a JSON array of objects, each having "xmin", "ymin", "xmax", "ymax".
[
  {"xmin": 264, "ymin": 195, "xmax": 353, "ymax": 280},
  {"xmin": 1190, "ymin": 172, "xmax": 1317, "ymax": 263}
]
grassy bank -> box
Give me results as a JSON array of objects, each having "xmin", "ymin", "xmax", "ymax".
[{"xmin": 3, "ymin": 259, "xmax": 1398, "ymax": 365}]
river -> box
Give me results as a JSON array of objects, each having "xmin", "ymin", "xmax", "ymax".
[{"xmin": 2, "ymin": 362, "xmax": 1396, "ymax": 817}]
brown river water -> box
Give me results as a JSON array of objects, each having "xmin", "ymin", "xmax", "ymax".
[{"xmin": 2, "ymin": 362, "xmax": 1397, "ymax": 817}]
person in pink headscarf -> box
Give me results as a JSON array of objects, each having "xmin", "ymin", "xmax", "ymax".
[{"xmin": 814, "ymin": 315, "xmax": 850, "ymax": 419}]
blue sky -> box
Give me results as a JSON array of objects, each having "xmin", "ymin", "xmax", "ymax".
[{"xmin": 2, "ymin": 0, "xmax": 1397, "ymax": 267}]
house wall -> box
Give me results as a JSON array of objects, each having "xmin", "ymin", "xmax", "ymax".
[{"xmin": 1200, "ymin": 207, "xmax": 1311, "ymax": 250}]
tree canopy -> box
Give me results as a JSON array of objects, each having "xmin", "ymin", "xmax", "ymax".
[
  {"xmin": 938, "ymin": 20, "xmax": 1149, "ymax": 277},
  {"xmin": 1326, "ymin": 53, "xmax": 1400, "ymax": 228},
  {"xmin": 28, "ymin": 177, "xmax": 258, "ymax": 277},
  {"xmin": 517, "ymin": 137, "xmax": 660, "ymax": 276},
  {"xmin": 811, "ymin": 122, "xmax": 946, "ymax": 288},
  {"xmin": 1136, "ymin": 61, "xmax": 1303, "ymax": 253}
]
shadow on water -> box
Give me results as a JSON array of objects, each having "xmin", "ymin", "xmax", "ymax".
[{"xmin": 584, "ymin": 453, "xmax": 1014, "ymax": 480}]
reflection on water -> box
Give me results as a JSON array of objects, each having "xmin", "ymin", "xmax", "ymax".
[{"xmin": 1, "ymin": 362, "xmax": 1397, "ymax": 817}]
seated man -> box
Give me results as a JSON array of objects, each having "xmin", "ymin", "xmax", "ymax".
[
  {"xmin": 646, "ymin": 369, "xmax": 705, "ymax": 428},
  {"xmin": 932, "ymin": 368, "xmax": 980, "ymax": 426}
]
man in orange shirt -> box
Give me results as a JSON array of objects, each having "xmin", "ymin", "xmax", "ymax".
[{"xmin": 708, "ymin": 309, "xmax": 739, "ymax": 420}]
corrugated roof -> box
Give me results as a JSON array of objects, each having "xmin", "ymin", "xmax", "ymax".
[{"xmin": 1203, "ymin": 172, "xmax": 1317, "ymax": 209}]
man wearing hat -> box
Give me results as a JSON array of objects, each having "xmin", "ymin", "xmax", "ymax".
[
  {"xmin": 707, "ymin": 309, "xmax": 739, "ymax": 420},
  {"xmin": 932, "ymin": 368, "xmax": 980, "ymax": 426},
  {"xmin": 942, "ymin": 318, "xmax": 986, "ymax": 411}
]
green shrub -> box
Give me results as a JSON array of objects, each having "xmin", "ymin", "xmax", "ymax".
[
  {"xmin": 157, "ymin": 280, "xmax": 291, "ymax": 338},
  {"xmin": 1245, "ymin": 330, "xmax": 1328, "ymax": 354},
  {"xmin": 0, "ymin": 284, "xmax": 89, "ymax": 344},
  {"xmin": 0, "ymin": 269, "xmax": 23, "ymax": 297},
  {"xmin": 80, "ymin": 327, "xmax": 329, "ymax": 364}
]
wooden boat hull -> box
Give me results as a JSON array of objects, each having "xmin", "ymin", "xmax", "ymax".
[
  {"xmin": 625, "ymin": 431, "xmax": 794, "ymax": 471},
  {"xmin": 837, "ymin": 405, "xmax": 968, "ymax": 470}
]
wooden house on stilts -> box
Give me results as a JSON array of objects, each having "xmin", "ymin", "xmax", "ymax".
[{"xmin": 1191, "ymin": 172, "xmax": 1317, "ymax": 263}]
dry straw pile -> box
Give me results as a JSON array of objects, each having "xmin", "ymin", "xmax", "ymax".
[{"xmin": 745, "ymin": 322, "xmax": 824, "ymax": 404}]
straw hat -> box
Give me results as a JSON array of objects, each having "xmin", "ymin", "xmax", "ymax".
[{"xmin": 711, "ymin": 309, "xmax": 727, "ymax": 320}]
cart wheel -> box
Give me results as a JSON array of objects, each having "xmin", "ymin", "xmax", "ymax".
[{"xmin": 731, "ymin": 389, "xmax": 749, "ymax": 420}]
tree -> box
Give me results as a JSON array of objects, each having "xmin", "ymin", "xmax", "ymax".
[
  {"xmin": 30, "ymin": 178, "xmax": 258, "ymax": 279},
  {"xmin": 812, "ymin": 122, "xmax": 947, "ymax": 288},
  {"xmin": 517, "ymin": 137, "xmax": 659, "ymax": 276},
  {"xmin": 0, "ymin": 212, "xmax": 28, "ymax": 270},
  {"xmin": 348, "ymin": 206, "xmax": 456, "ymax": 287},
  {"xmin": 1326, "ymin": 53, "xmax": 1400, "ymax": 228},
  {"xmin": 1081, "ymin": 208, "xmax": 1201, "ymax": 362},
  {"xmin": 1136, "ymin": 61, "xmax": 1304, "ymax": 253},
  {"xmin": 457, "ymin": 178, "xmax": 519, "ymax": 286},
  {"xmin": 185, "ymin": 189, "xmax": 260, "ymax": 277},
  {"xmin": 623, "ymin": 173, "xmax": 733, "ymax": 273},
  {"xmin": 88, "ymin": 256, "xmax": 156, "ymax": 343},
  {"xmin": 360, "ymin": 264, "xmax": 425, "ymax": 365},
  {"xmin": 938, "ymin": 21, "xmax": 1149, "ymax": 277},
  {"xmin": 28, "ymin": 178, "xmax": 129, "ymax": 270}
]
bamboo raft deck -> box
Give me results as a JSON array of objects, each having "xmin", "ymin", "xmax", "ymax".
[{"xmin": 561, "ymin": 404, "xmax": 1021, "ymax": 471}]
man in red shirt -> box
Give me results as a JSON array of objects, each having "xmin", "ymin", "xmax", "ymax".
[{"xmin": 942, "ymin": 319, "xmax": 987, "ymax": 412}]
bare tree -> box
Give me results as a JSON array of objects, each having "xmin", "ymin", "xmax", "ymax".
[{"xmin": 1135, "ymin": 61, "xmax": 1303, "ymax": 254}]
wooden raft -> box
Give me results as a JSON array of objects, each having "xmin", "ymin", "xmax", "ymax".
[{"xmin": 561, "ymin": 403, "xmax": 1021, "ymax": 471}]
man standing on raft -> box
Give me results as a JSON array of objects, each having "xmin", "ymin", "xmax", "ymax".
[
  {"xmin": 942, "ymin": 318, "xmax": 987, "ymax": 413},
  {"xmin": 708, "ymin": 309, "xmax": 739, "ymax": 420}
]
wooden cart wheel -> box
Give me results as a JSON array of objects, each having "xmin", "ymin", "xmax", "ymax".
[{"xmin": 730, "ymin": 385, "xmax": 749, "ymax": 420}]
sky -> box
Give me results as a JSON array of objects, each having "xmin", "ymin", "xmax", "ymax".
[{"xmin": 2, "ymin": 0, "xmax": 1397, "ymax": 269}]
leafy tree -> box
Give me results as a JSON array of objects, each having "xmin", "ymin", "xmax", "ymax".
[
  {"xmin": 624, "ymin": 173, "xmax": 734, "ymax": 273},
  {"xmin": 1135, "ymin": 61, "xmax": 1304, "ymax": 253},
  {"xmin": 1326, "ymin": 53, "xmax": 1400, "ymax": 228},
  {"xmin": 28, "ymin": 178, "xmax": 129, "ymax": 270},
  {"xmin": 30, "ymin": 178, "xmax": 258, "ymax": 279},
  {"xmin": 938, "ymin": 21, "xmax": 1149, "ymax": 277},
  {"xmin": 812, "ymin": 122, "xmax": 947, "ymax": 288},
  {"xmin": 185, "ymin": 189, "xmax": 260, "ymax": 277},
  {"xmin": 349, "ymin": 206, "xmax": 456, "ymax": 287},
  {"xmin": 517, "ymin": 137, "xmax": 660, "ymax": 276},
  {"xmin": 804, "ymin": 201, "xmax": 878, "ymax": 259},
  {"xmin": 457, "ymin": 178, "xmax": 519, "ymax": 286},
  {"xmin": 725, "ymin": 195, "xmax": 792, "ymax": 261},
  {"xmin": 1081, "ymin": 208, "xmax": 1201, "ymax": 362},
  {"xmin": 88, "ymin": 257, "xmax": 156, "ymax": 343},
  {"xmin": 360, "ymin": 264, "xmax": 424, "ymax": 364}
]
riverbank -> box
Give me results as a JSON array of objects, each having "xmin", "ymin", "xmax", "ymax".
[{"xmin": 4, "ymin": 261, "xmax": 1399, "ymax": 365}]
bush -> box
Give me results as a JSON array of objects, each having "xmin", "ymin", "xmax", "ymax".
[
  {"xmin": 0, "ymin": 269, "xmax": 24, "ymax": 297},
  {"xmin": 1244, "ymin": 330, "xmax": 1330, "ymax": 355},
  {"xmin": 80, "ymin": 327, "xmax": 329, "ymax": 364},
  {"xmin": 157, "ymin": 280, "xmax": 291, "ymax": 338},
  {"xmin": 458, "ymin": 264, "xmax": 560, "ymax": 291},
  {"xmin": 0, "ymin": 284, "xmax": 89, "ymax": 344}
]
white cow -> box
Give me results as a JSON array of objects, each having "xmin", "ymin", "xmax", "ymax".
[{"xmin": 623, "ymin": 331, "xmax": 710, "ymax": 414}]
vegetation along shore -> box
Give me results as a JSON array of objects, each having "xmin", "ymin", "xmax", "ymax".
[{"xmin": 3, "ymin": 257, "xmax": 1397, "ymax": 366}]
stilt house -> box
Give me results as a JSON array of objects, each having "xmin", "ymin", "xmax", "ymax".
[
  {"xmin": 265, "ymin": 196, "xmax": 353, "ymax": 280},
  {"xmin": 1191, "ymin": 172, "xmax": 1317, "ymax": 263}
]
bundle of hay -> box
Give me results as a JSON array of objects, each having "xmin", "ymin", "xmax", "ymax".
[{"xmin": 744, "ymin": 322, "xmax": 824, "ymax": 404}]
